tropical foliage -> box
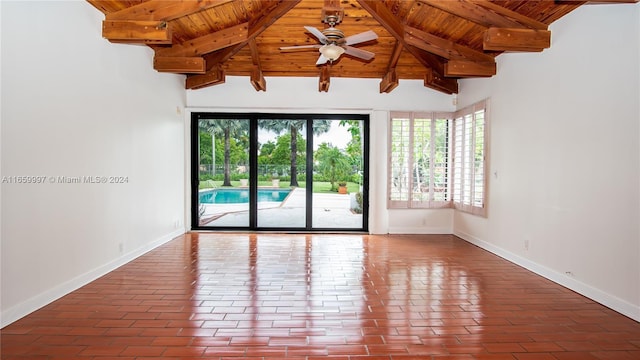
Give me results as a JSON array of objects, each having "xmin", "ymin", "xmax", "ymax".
[
  {"xmin": 199, "ymin": 119, "xmax": 249, "ymax": 186},
  {"xmin": 258, "ymin": 119, "xmax": 332, "ymax": 186},
  {"xmin": 199, "ymin": 119, "xmax": 363, "ymax": 192},
  {"xmin": 314, "ymin": 143, "xmax": 351, "ymax": 191}
]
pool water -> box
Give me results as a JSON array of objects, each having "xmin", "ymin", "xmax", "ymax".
[{"xmin": 200, "ymin": 188, "xmax": 291, "ymax": 204}]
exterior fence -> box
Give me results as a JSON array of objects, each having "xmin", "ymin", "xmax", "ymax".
[{"xmin": 199, "ymin": 164, "xmax": 305, "ymax": 180}]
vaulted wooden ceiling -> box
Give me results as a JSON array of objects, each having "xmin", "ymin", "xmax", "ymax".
[{"xmin": 87, "ymin": 0, "xmax": 637, "ymax": 94}]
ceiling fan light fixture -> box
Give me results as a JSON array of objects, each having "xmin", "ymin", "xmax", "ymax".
[{"xmin": 319, "ymin": 44, "xmax": 345, "ymax": 62}]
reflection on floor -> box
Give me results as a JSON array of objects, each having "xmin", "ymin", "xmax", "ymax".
[{"xmin": 3, "ymin": 233, "xmax": 640, "ymax": 359}]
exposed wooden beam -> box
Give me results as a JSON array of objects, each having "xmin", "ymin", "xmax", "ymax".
[
  {"xmin": 405, "ymin": 25, "xmax": 495, "ymax": 62},
  {"xmin": 205, "ymin": 0, "xmax": 301, "ymax": 65},
  {"xmin": 153, "ymin": 56, "xmax": 205, "ymax": 73},
  {"xmin": 380, "ymin": 41, "xmax": 403, "ymax": 93},
  {"xmin": 249, "ymin": 40, "xmax": 266, "ymax": 91},
  {"xmin": 471, "ymin": 0, "xmax": 548, "ymax": 30},
  {"xmin": 445, "ymin": 60, "xmax": 496, "ymax": 77},
  {"xmin": 156, "ymin": 22, "xmax": 248, "ymax": 57},
  {"xmin": 386, "ymin": 40, "xmax": 404, "ymax": 72},
  {"xmin": 319, "ymin": 66, "xmax": 330, "ymax": 92},
  {"xmin": 380, "ymin": 69, "xmax": 399, "ymax": 93},
  {"xmin": 322, "ymin": 0, "xmax": 344, "ymax": 24},
  {"xmin": 424, "ymin": 69, "xmax": 458, "ymax": 94},
  {"xmin": 357, "ymin": 0, "xmax": 458, "ymax": 94},
  {"xmin": 484, "ymin": 27, "xmax": 551, "ymax": 52},
  {"xmin": 186, "ymin": 64, "xmax": 225, "ymax": 89},
  {"xmin": 102, "ymin": 20, "xmax": 172, "ymax": 44},
  {"xmin": 247, "ymin": 0, "xmax": 302, "ymax": 39},
  {"xmin": 418, "ymin": 0, "xmax": 526, "ymax": 29},
  {"xmin": 356, "ymin": 0, "xmax": 404, "ymax": 39},
  {"xmin": 251, "ymin": 66, "xmax": 266, "ymax": 92},
  {"xmin": 105, "ymin": 0, "xmax": 234, "ymax": 21},
  {"xmin": 186, "ymin": 0, "xmax": 300, "ymax": 90}
]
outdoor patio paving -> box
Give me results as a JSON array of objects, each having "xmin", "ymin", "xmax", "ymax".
[{"xmin": 202, "ymin": 187, "xmax": 363, "ymax": 229}]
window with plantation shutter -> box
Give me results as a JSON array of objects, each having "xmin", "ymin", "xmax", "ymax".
[
  {"xmin": 388, "ymin": 100, "xmax": 488, "ymax": 216},
  {"xmin": 388, "ymin": 112, "xmax": 452, "ymax": 209},
  {"xmin": 451, "ymin": 100, "xmax": 487, "ymax": 216},
  {"xmin": 389, "ymin": 114, "xmax": 411, "ymax": 206}
]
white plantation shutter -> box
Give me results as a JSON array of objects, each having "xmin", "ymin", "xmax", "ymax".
[
  {"xmin": 388, "ymin": 114, "xmax": 411, "ymax": 208},
  {"xmin": 473, "ymin": 110, "xmax": 485, "ymax": 208},
  {"xmin": 452, "ymin": 100, "xmax": 488, "ymax": 216},
  {"xmin": 388, "ymin": 112, "xmax": 451, "ymax": 209},
  {"xmin": 452, "ymin": 115, "xmax": 464, "ymax": 204},
  {"xmin": 388, "ymin": 100, "xmax": 487, "ymax": 215}
]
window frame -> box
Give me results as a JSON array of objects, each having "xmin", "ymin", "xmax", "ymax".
[
  {"xmin": 451, "ymin": 100, "xmax": 488, "ymax": 217},
  {"xmin": 387, "ymin": 111, "xmax": 453, "ymax": 209},
  {"xmin": 387, "ymin": 99, "xmax": 488, "ymax": 216}
]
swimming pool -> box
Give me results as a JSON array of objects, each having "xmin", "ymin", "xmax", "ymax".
[{"xmin": 200, "ymin": 188, "xmax": 291, "ymax": 204}]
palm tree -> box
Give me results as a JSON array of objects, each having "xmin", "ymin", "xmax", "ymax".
[
  {"xmin": 199, "ymin": 119, "xmax": 248, "ymax": 186},
  {"xmin": 315, "ymin": 143, "xmax": 351, "ymax": 191},
  {"xmin": 259, "ymin": 119, "xmax": 331, "ymax": 187}
]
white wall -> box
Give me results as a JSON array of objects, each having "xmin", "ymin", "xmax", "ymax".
[
  {"xmin": 1, "ymin": 1, "xmax": 186, "ymax": 326},
  {"xmin": 455, "ymin": 4, "xmax": 640, "ymax": 321},
  {"xmin": 187, "ymin": 76, "xmax": 455, "ymax": 234}
]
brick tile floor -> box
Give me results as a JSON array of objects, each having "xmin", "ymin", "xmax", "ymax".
[{"xmin": 2, "ymin": 233, "xmax": 639, "ymax": 359}]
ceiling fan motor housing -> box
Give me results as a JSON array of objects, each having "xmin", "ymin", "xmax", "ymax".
[{"xmin": 322, "ymin": 27, "xmax": 345, "ymax": 43}]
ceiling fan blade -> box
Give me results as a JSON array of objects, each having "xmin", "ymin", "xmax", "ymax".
[
  {"xmin": 279, "ymin": 45, "xmax": 321, "ymax": 52},
  {"xmin": 345, "ymin": 30, "xmax": 378, "ymax": 46},
  {"xmin": 344, "ymin": 46, "xmax": 375, "ymax": 60},
  {"xmin": 316, "ymin": 54, "xmax": 329, "ymax": 65},
  {"xmin": 304, "ymin": 26, "xmax": 329, "ymax": 44}
]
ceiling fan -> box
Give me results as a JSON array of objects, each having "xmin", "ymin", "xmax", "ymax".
[{"xmin": 279, "ymin": 14, "xmax": 378, "ymax": 65}]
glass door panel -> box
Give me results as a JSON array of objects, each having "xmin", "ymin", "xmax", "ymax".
[
  {"xmin": 192, "ymin": 113, "xmax": 367, "ymax": 232},
  {"xmin": 195, "ymin": 118, "xmax": 250, "ymax": 228},
  {"xmin": 256, "ymin": 119, "xmax": 307, "ymax": 228},
  {"xmin": 312, "ymin": 119, "xmax": 364, "ymax": 229}
]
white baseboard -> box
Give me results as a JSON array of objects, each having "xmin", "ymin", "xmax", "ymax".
[
  {"xmin": 454, "ymin": 230, "xmax": 640, "ymax": 322},
  {"xmin": 1, "ymin": 228, "xmax": 185, "ymax": 328},
  {"xmin": 388, "ymin": 226, "xmax": 452, "ymax": 234}
]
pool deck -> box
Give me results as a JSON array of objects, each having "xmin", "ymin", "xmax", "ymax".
[{"xmin": 200, "ymin": 187, "xmax": 363, "ymax": 229}]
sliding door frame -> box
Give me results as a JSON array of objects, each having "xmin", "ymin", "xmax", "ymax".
[{"xmin": 190, "ymin": 112, "xmax": 369, "ymax": 232}]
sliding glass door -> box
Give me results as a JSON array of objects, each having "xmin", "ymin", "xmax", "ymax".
[
  {"xmin": 191, "ymin": 113, "xmax": 368, "ymax": 232},
  {"xmin": 194, "ymin": 117, "xmax": 251, "ymax": 228},
  {"xmin": 256, "ymin": 118, "xmax": 307, "ymax": 228}
]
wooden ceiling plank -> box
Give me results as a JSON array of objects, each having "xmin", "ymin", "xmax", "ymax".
[
  {"xmin": 106, "ymin": 0, "xmax": 234, "ymax": 21},
  {"xmin": 356, "ymin": 0, "xmax": 458, "ymax": 94},
  {"xmin": 483, "ymin": 27, "xmax": 551, "ymax": 52},
  {"xmin": 153, "ymin": 56, "xmax": 206, "ymax": 73},
  {"xmin": 405, "ymin": 25, "xmax": 495, "ymax": 62},
  {"xmin": 156, "ymin": 22, "xmax": 249, "ymax": 57},
  {"xmin": 102, "ymin": 20, "xmax": 172, "ymax": 43},
  {"xmin": 356, "ymin": 0, "xmax": 404, "ymax": 39},
  {"xmin": 209, "ymin": 0, "xmax": 302, "ymax": 64},
  {"xmin": 187, "ymin": 0, "xmax": 300, "ymax": 90},
  {"xmin": 444, "ymin": 59, "xmax": 496, "ymax": 77},
  {"xmin": 247, "ymin": 0, "xmax": 303, "ymax": 39},
  {"xmin": 471, "ymin": 0, "xmax": 548, "ymax": 30},
  {"xmin": 418, "ymin": 0, "xmax": 526, "ymax": 29}
]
